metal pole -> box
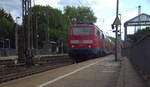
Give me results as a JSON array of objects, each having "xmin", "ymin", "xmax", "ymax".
[
  {"xmin": 45, "ymin": 8, "xmax": 50, "ymax": 42},
  {"xmin": 138, "ymin": 5, "xmax": 141, "ymax": 30},
  {"xmin": 118, "ymin": 14, "xmax": 121, "ymax": 58},
  {"xmin": 124, "ymin": 26, "xmax": 127, "ymax": 48},
  {"xmin": 119, "ymin": 14, "xmax": 121, "ymax": 36},
  {"xmin": 116, "ymin": 0, "xmax": 119, "ymax": 17},
  {"xmin": 22, "ymin": 0, "xmax": 33, "ymax": 66},
  {"xmin": 44, "ymin": 8, "xmax": 50, "ymax": 49},
  {"xmin": 115, "ymin": 26, "xmax": 118, "ymax": 61},
  {"xmin": 61, "ymin": 42, "xmax": 63, "ymax": 54},
  {"xmin": 134, "ymin": 26, "xmax": 136, "ymax": 33},
  {"xmin": 120, "ymin": 14, "xmax": 122, "ymax": 57},
  {"xmin": 15, "ymin": 17, "xmax": 20, "ymax": 53},
  {"xmin": 30, "ymin": 0, "xmax": 33, "ymax": 49},
  {"xmin": 6, "ymin": 39, "xmax": 10, "ymax": 48},
  {"xmin": 2, "ymin": 40, "xmax": 4, "ymax": 48},
  {"xmin": 33, "ymin": 6, "xmax": 38, "ymax": 50},
  {"xmin": 8, "ymin": 39, "xmax": 10, "ymax": 48},
  {"xmin": 115, "ymin": 0, "xmax": 119, "ymax": 61}
]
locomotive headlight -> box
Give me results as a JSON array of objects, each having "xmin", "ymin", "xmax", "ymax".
[
  {"xmin": 71, "ymin": 45, "xmax": 75, "ymax": 48},
  {"xmin": 88, "ymin": 45, "xmax": 92, "ymax": 48},
  {"xmin": 82, "ymin": 40, "xmax": 93, "ymax": 44}
]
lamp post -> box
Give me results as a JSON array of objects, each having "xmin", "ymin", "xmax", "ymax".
[
  {"xmin": 114, "ymin": 0, "xmax": 120, "ymax": 61},
  {"xmin": 15, "ymin": 16, "xmax": 20, "ymax": 53}
]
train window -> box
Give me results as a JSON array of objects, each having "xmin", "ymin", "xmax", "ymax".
[
  {"xmin": 72, "ymin": 27, "xmax": 93, "ymax": 35},
  {"xmin": 97, "ymin": 30, "xmax": 103, "ymax": 38},
  {"xmin": 97, "ymin": 30, "xmax": 100, "ymax": 37},
  {"xmin": 100, "ymin": 31, "xmax": 103, "ymax": 38},
  {"xmin": 102, "ymin": 34, "xmax": 104, "ymax": 39}
]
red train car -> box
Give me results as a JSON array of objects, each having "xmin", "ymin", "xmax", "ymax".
[{"xmin": 68, "ymin": 23, "xmax": 113, "ymax": 62}]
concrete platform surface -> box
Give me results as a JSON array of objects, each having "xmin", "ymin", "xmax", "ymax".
[
  {"xmin": 117, "ymin": 57, "xmax": 147, "ymax": 87},
  {"xmin": 1, "ymin": 55, "xmax": 146, "ymax": 87},
  {"xmin": 0, "ymin": 55, "xmax": 120, "ymax": 87}
]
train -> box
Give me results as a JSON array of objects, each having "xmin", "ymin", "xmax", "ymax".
[{"xmin": 68, "ymin": 23, "xmax": 114, "ymax": 62}]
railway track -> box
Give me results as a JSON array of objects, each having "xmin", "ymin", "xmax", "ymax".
[{"xmin": 0, "ymin": 55, "xmax": 73, "ymax": 83}]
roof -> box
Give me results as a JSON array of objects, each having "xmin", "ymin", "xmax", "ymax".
[{"xmin": 124, "ymin": 13, "xmax": 150, "ymax": 26}]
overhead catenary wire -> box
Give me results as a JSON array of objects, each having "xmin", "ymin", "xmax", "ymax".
[{"xmin": 34, "ymin": 0, "xmax": 53, "ymax": 6}]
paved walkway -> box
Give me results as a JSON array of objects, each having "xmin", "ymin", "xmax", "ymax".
[
  {"xmin": 0, "ymin": 55, "xmax": 120, "ymax": 87},
  {"xmin": 0, "ymin": 55, "xmax": 147, "ymax": 87},
  {"xmin": 117, "ymin": 57, "xmax": 147, "ymax": 87}
]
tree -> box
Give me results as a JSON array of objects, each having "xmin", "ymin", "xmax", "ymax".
[
  {"xmin": 31, "ymin": 5, "xmax": 97, "ymax": 52},
  {"xmin": 129, "ymin": 27, "xmax": 150, "ymax": 43},
  {"xmin": 64, "ymin": 6, "xmax": 97, "ymax": 24},
  {"xmin": 0, "ymin": 9, "xmax": 14, "ymax": 22},
  {"xmin": 0, "ymin": 8, "xmax": 15, "ymax": 48},
  {"xmin": 31, "ymin": 5, "xmax": 70, "ymax": 51}
]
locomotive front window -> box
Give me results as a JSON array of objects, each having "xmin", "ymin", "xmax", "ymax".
[{"xmin": 72, "ymin": 27, "xmax": 93, "ymax": 35}]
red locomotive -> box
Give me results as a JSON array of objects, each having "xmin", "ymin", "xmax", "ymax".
[{"xmin": 68, "ymin": 23, "xmax": 114, "ymax": 62}]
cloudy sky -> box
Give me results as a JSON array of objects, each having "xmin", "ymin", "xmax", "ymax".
[{"xmin": 0, "ymin": 0, "xmax": 150, "ymax": 39}]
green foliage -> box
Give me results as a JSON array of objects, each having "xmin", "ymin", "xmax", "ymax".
[
  {"xmin": 29, "ymin": 5, "xmax": 97, "ymax": 51},
  {"xmin": 109, "ymin": 36, "xmax": 124, "ymax": 46},
  {"xmin": 32, "ymin": 5, "xmax": 70, "ymax": 49},
  {"xmin": 0, "ymin": 9, "xmax": 15, "ymax": 48},
  {"xmin": 135, "ymin": 27, "xmax": 150, "ymax": 35},
  {"xmin": 64, "ymin": 6, "xmax": 97, "ymax": 24},
  {"xmin": 0, "ymin": 6, "xmax": 97, "ymax": 51},
  {"xmin": 0, "ymin": 17, "xmax": 14, "ymax": 38},
  {"xmin": 0, "ymin": 8, "xmax": 14, "ymax": 22},
  {"xmin": 109, "ymin": 36, "xmax": 116, "ymax": 43},
  {"xmin": 130, "ymin": 27, "xmax": 150, "ymax": 43}
]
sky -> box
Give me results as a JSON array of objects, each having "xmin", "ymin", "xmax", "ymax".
[{"xmin": 0, "ymin": 0, "xmax": 150, "ymax": 39}]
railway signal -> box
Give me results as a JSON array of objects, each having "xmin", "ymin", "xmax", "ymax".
[{"xmin": 112, "ymin": 0, "xmax": 121, "ymax": 61}]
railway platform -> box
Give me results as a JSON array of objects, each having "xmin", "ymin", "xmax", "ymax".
[
  {"xmin": 117, "ymin": 57, "xmax": 147, "ymax": 87},
  {"xmin": 0, "ymin": 55, "xmax": 147, "ymax": 87}
]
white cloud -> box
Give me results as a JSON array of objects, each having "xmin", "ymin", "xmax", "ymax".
[
  {"xmin": 122, "ymin": 10, "xmax": 138, "ymax": 34},
  {"xmin": 88, "ymin": 0, "xmax": 117, "ymax": 37},
  {"xmin": 35, "ymin": 0, "xmax": 60, "ymax": 8},
  {"xmin": 90, "ymin": 0, "xmax": 116, "ymax": 10}
]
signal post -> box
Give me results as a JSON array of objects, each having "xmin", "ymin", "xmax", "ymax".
[{"xmin": 112, "ymin": 0, "xmax": 121, "ymax": 61}]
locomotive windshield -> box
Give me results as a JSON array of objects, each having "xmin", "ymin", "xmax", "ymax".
[{"xmin": 72, "ymin": 27, "xmax": 93, "ymax": 35}]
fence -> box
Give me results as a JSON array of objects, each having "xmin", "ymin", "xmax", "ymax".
[
  {"xmin": 0, "ymin": 48, "xmax": 17, "ymax": 57},
  {"xmin": 0, "ymin": 48, "xmax": 65, "ymax": 57},
  {"xmin": 122, "ymin": 34, "xmax": 150, "ymax": 76}
]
